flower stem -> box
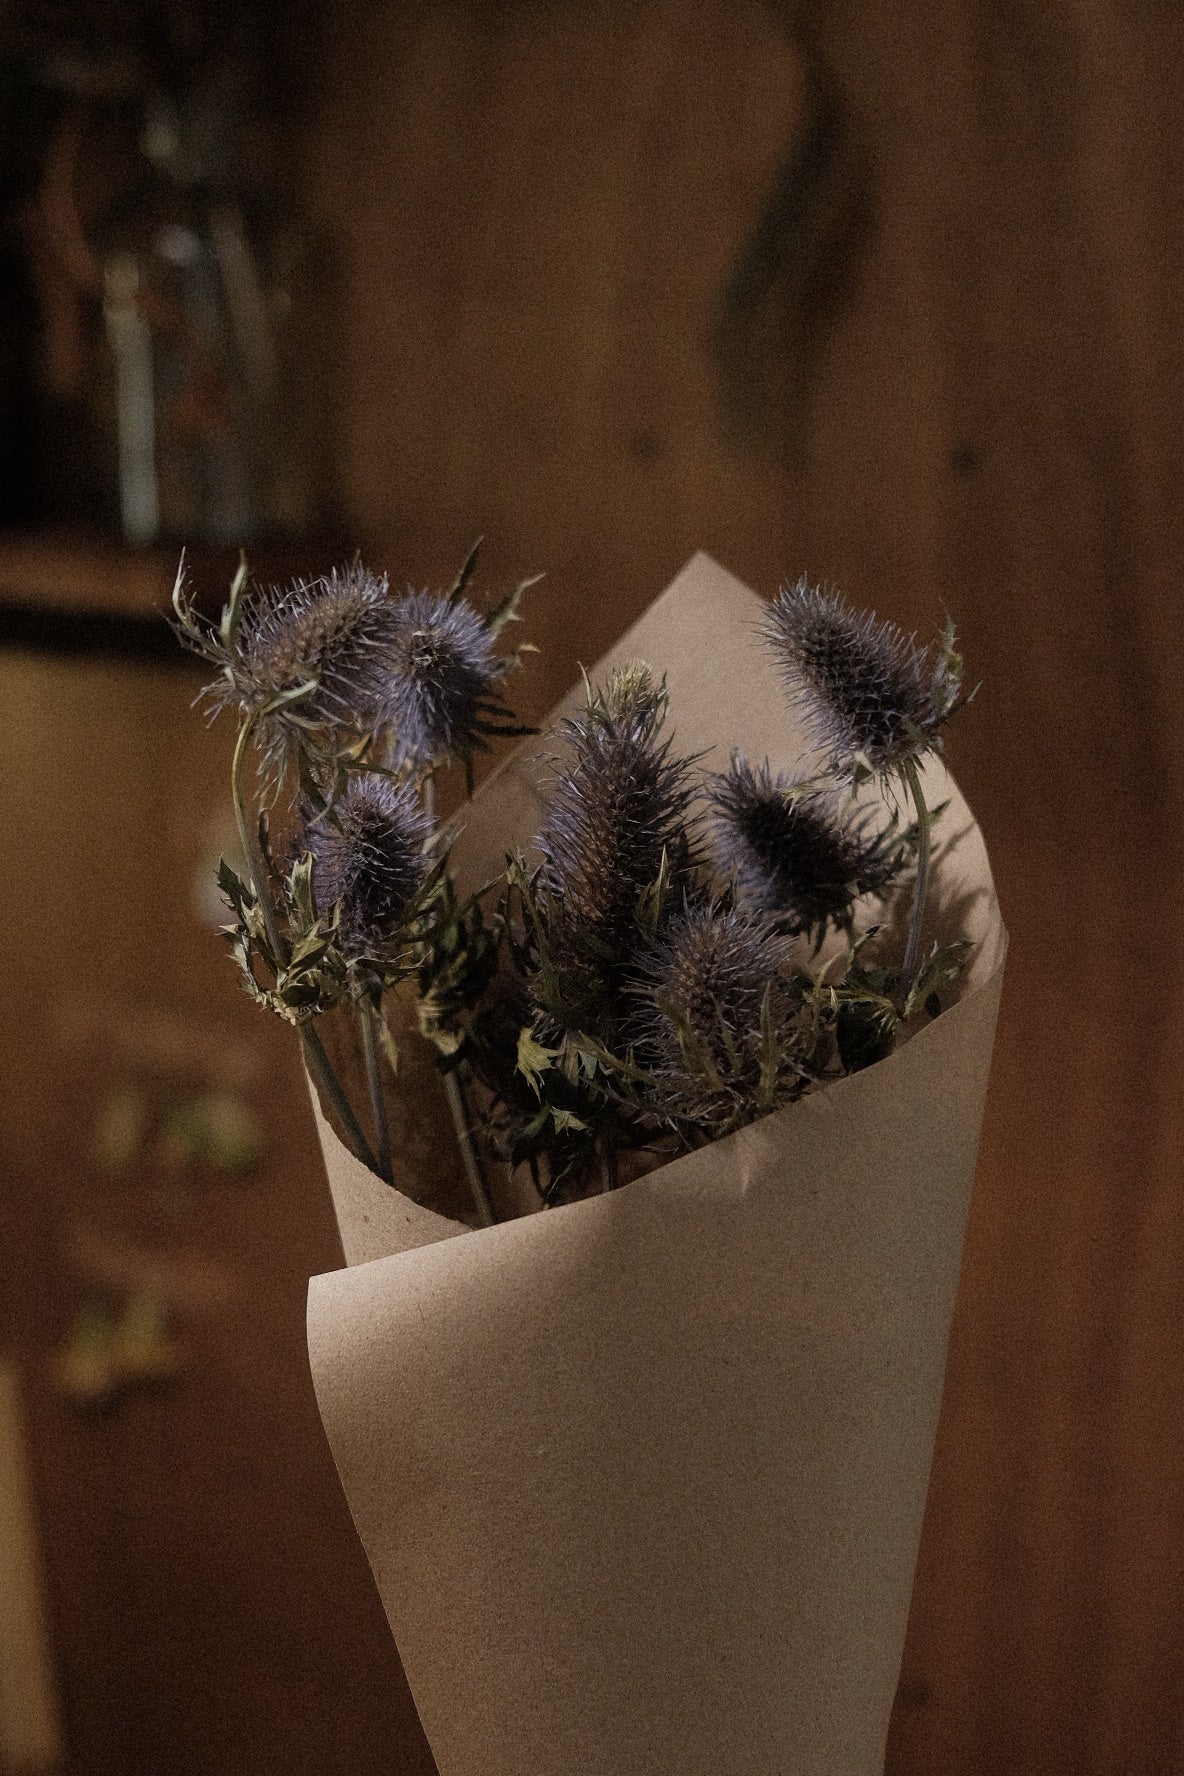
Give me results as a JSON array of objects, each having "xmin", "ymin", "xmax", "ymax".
[
  {"xmin": 231, "ymin": 715, "xmax": 379, "ymax": 1174},
  {"xmin": 445, "ymin": 1069, "xmax": 494, "ymax": 1227},
  {"xmin": 899, "ymin": 753, "xmax": 932, "ymax": 1004},
  {"xmin": 359, "ymin": 1002, "xmax": 393, "ymax": 1184},
  {"xmin": 301, "ymin": 1024, "xmax": 380, "ymax": 1175},
  {"xmin": 598, "ymin": 1108, "xmax": 619, "ymax": 1194},
  {"xmin": 422, "ymin": 773, "xmax": 496, "ymax": 1227}
]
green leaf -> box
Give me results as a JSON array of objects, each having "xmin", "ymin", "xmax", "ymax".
[
  {"xmin": 902, "ymin": 938, "xmax": 973, "ymax": 1020},
  {"xmin": 549, "ymin": 1107, "xmax": 589, "ymax": 1135},
  {"xmin": 287, "ymin": 851, "xmax": 319, "ymax": 930},
  {"xmin": 635, "ymin": 849, "xmax": 671, "ymax": 938},
  {"xmin": 516, "ymin": 1026, "xmax": 558, "ymax": 1097}
]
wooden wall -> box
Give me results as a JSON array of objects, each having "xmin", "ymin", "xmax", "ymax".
[
  {"xmin": 303, "ymin": 3, "xmax": 1184, "ymax": 1772},
  {"xmin": 3, "ymin": 2, "xmax": 1180, "ymax": 1772}
]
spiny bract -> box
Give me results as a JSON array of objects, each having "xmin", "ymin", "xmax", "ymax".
[{"xmin": 762, "ymin": 579, "xmax": 961, "ymax": 774}]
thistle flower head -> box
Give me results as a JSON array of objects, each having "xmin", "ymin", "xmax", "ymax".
[
  {"xmin": 708, "ymin": 753, "xmax": 895, "ymax": 940},
  {"xmin": 298, "ymin": 772, "xmax": 433, "ymax": 959},
  {"xmin": 532, "ymin": 663, "xmax": 697, "ymax": 1033},
  {"xmin": 381, "ymin": 589, "xmax": 511, "ymax": 770},
  {"xmin": 589, "ymin": 658, "xmax": 666, "ymax": 726},
  {"xmin": 632, "ymin": 902, "xmax": 796, "ymax": 1133},
  {"xmin": 192, "ymin": 564, "xmax": 399, "ymax": 782},
  {"xmin": 762, "ymin": 580, "xmax": 962, "ymax": 775}
]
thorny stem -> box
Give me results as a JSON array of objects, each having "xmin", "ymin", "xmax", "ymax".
[
  {"xmin": 231, "ymin": 714, "xmax": 380, "ymax": 1175},
  {"xmin": 360, "ymin": 1002, "xmax": 393, "ymax": 1184},
  {"xmin": 422, "ymin": 773, "xmax": 496, "ymax": 1227},
  {"xmin": 899, "ymin": 753, "xmax": 932, "ymax": 1004}
]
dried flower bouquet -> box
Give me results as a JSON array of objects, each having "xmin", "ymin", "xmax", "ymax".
[{"xmin": 178, "ymin": 551, "xmax": 1005, "ymax": 1776}]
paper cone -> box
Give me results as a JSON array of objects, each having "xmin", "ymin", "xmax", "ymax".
[{"xmin": 306, "ymin": 554, "xmax": 1006, "ymax": 1775}]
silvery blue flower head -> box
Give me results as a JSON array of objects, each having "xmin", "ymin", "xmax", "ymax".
[
  {"xmin": 762, "ymin": 579, "xmax": 963, "ymax": 776},
  {"xmin": 708, "ymin": 753, "xmax": 894, "ymax": 941},
  {"xmin": 187, "ymin": 564, "xmax": 400, "ymax": 783},
  {"xmin": 532, "ymin": 662, "xmax": 698, "ymax": 1033},
  {"xmin": 381, "ymin": 589, "xmax": 513, "ymax": 773},
  {"xmin": 633, "ymin": 901, "xmax": 795, "ymax": 1133},
  {"xmin": 299, "ymin": 771, "xmax": 433, "ymax": 959}
]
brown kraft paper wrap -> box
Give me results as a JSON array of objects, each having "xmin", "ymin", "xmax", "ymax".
[{"xmin": 306, "ymin": 554, "xmax": 1007, "ymax": 1776}]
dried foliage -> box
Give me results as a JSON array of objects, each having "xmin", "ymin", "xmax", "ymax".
[{"xmin": 184, "ymin": 552, "xmax": 975, "ymax": 1218}]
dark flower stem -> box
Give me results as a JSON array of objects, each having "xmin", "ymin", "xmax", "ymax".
[
  {"xmin": 422, "ymin": 775, "xmax": 495, "ymax": 1227},
  {"xmin": 360, "ymin": 1003, "xmax": 393, "ymax": 1184},
  {"xmin": 445, "ymin": 1070, "xmax": 494, "ymax": 1227},
  {"xmin": 899, "ymin": 754, "xmax": 931, "ymax": 1003},
  {"xmin": 231, "ymin": 714, "xmax": 380, "ymax": 1175},
  {"xmin": 598, "ymin": 1117, "xmax": 619, "ymax": 1194}
]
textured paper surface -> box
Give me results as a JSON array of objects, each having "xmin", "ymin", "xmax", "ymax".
[{"xmin": 307, "ymin": 554, "xmax": 1006, "ymax": 1774}]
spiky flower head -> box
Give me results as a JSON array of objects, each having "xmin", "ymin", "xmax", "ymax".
[
  {"xmin": 532, "ymin": 663, "xmax": 697, "ymax": 1035},
  {"xmin": 298, "ymin": 772, "xmax": 433, "ymax": 959},
  {"xmin": 381, "ymin": 589, "xmax": 515, "ymax": 774},
  {"xmin": 633, "ymin": 902, "xmax": 796, "ymax": 1135},
  {"xmin": 184, "ymin": 564, "xmax": 399, "ymax": 782},
  {"xmin": 761, "ymin": 579, "xmax": 962, "ymax": 775},
  {"xmin": 708, "ymin": 753, "xmax": 895, "ymax": 940}
]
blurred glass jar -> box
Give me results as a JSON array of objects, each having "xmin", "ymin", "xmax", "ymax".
[
  {"xmin": 17, "ymin": 49, "xmax": 340, "ymax": 548},
  {"xmin": 87, "ymin": 87, "xmax": 339, "ymax": 547}
]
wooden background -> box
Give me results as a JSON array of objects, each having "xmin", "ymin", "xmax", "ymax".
[{"xmin": 3, "ymin": 2, "xmax": 1181, "ymax": 1771}]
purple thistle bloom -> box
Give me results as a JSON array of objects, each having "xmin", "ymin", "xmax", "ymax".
[
  {"xmin": 381, "ymin": 589, "xmax": 513, "ymax": 771},
  {"xmin": 299, "ymin": 772, "xmax": 433, "ymax": 958},
  {"xmin": 708, "ymin": 753, "xmax": 894, "ymax": 939},
  {"xmin": 198, "ymin": 564, "xmax": 399, "ymax": 781},
  {"xmin": 633, "ymin": 902, "xmax": 795, "ymax": 1131},
  {"xmin": 762, "ymin": 579, "xmax": 961, "ymax": 775},
  {"xmin": 533, "ymin": 664, "xmax": 697, "ymax": 1033}
]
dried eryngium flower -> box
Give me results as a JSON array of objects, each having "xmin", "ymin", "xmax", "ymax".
[
  {"xmin": 298, "ymin": 772, "xmax": 433, "ymax": 960},
  {"xmin": 633, "ymin": 902, "xmax": 797, "ymax": 1136},
  {"xmin": 533, "ymin": 663, "xmax": 697, "ymax": 1035},
  {"xmin": 761, "ymin": 579, "xmax": 962, "ymax": 776},
  {"xmin": 180, "ymin": 563, "xmax": 400, "ymax": 783},
  {"xmin": 382, "ymin": 589, "xmax": 520, "ymax": 777},
  {"xmin": 708, "ymin": 753, "xmax": 895, "ymax": 941}
]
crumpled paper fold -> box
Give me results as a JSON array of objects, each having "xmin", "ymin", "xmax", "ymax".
[{"xmin": 306, "ymin": 553, "xmax": 1006, "ymax": 1776}]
